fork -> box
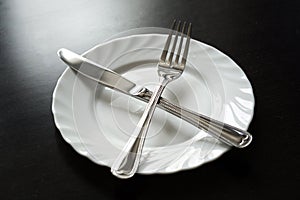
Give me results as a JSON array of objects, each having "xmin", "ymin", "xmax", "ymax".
[{"xmin": 111, "ymin": 20, "xmax": 191, "ymax": 178}]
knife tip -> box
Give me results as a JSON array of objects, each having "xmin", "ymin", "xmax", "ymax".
[{"xmin": 57, "ymin": 48, "xmax": 83, "ymax": 67}]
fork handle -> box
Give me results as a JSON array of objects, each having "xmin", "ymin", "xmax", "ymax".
[{"xmin": 111, "ymin": 78, "xmax": 169, "ymax": 179}]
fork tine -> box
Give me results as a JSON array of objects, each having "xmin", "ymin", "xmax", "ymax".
[
  {"xmin": 181, "ymin": 23, "xmax": 192, "ymax": 66},
  {"xmin": 160, "ymin": 20, "xmax": 176, "ymax": 62},
  {"xmin": 175, "ymin": 21, "xmax": 186, "ymax": 64},
  {"xmin": 167, "ymin": 21, "xmax": 181, "ymax": 64}
]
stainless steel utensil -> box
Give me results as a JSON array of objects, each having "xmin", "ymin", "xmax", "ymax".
[
  {"xmin": 111, "ymin": 20, "xmax": 191, "ymax": 178},
  {"xmin": 57, "ymin": 47, "xmax": 252, "ymax": 150},
  {"xmin": 57, "ymin": 48, "xmax": 252, "ymax": 149}
]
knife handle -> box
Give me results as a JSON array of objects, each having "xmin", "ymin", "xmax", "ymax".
[{"xmin": 138, "ymin": 90, "xmax": 252, "ymax": 148}]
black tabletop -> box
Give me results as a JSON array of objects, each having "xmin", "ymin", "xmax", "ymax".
[{"xmin": 1, "ymin": 0, "xmax": 299, "ymax": 199}]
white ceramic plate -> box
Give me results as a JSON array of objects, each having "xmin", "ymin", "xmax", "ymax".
[{"xmin": 52, "ymin": 33, "xmax": 254, "ymax": 174}]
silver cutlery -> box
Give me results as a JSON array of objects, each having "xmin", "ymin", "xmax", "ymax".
[
  {"xmin": 57, "ymin": 48, "xmax": 252, "ymax": 150},
  {"xmin": 111, "ymin": 20, "xmax": 191, "ymax": 178},
  {"xmin": 57, "ymin": 33, "xmax": 252, "ymax": 154},
  {"xmin": 57, "ymin": 48, "xmax": 252, "ymax": 149}
]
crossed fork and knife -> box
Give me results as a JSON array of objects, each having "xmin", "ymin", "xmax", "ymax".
[{"xmin": 58, "ymin": 20, "xmax": 252, "ymax": 178}]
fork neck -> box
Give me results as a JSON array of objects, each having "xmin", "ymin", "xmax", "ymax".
[{"xmin": 158, "ymin": 76, "xmax": 172, "ymax": 87}]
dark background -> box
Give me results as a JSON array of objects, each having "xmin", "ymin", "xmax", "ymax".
[{"xmin": 0, "ymin": 0, "xmax": 299, "ymax": 199}]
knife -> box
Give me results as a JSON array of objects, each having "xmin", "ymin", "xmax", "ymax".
[{"xmin": 57, "ymin": 48, "xmax": 252, "ymax": 148}]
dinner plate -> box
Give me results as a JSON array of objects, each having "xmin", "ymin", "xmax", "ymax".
[{"xmin": 52, "ymin": 32, "xmax": 254, "ymax": 174}]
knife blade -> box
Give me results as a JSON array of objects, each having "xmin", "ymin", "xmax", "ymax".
[{"xmin": 57, "ymin": 48, "xmax": 252, "ymax": 148}]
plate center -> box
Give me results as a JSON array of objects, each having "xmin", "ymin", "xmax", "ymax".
[{"xmin": 94, "ymin": 48, "xmax": 213, "ymax": 149}]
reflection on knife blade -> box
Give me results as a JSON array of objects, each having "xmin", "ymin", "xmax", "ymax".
[{"xmin": 57, "ymin": 48, "xmax": 252, "ymax": 148}]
